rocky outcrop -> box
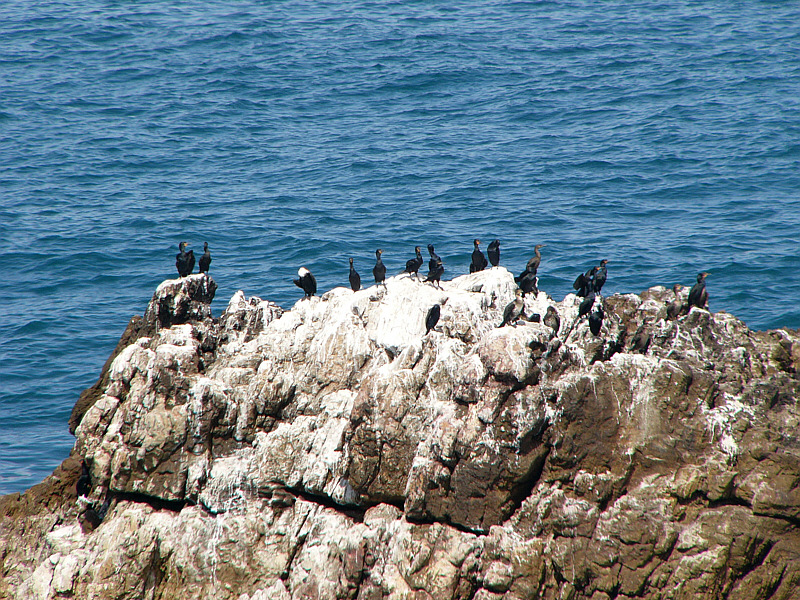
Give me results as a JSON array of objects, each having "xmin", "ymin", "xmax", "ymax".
[{"xmin": 3, "ymin": 268, "xmax": 800, "ymax": 600}]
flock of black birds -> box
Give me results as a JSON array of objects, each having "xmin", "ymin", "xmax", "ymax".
[
  {"xmin": 171, "ymin": 239, "xmax": 710, "ymax": 340},
  {"xmin": 74, "ymin": 242, "xmax": 711, "ymax": 517}
]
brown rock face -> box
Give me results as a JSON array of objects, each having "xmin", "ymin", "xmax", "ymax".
[{"xmin": 3, "ymin": 271, "xmax": 800, "ymax": 600}]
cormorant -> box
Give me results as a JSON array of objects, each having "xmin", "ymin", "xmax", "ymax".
[
  {"xmin": 76, "ymin": 460, "xmax": 91, "ymax": 498},
  {"xmin": 373, "ymin": 249, "xmax": 386, "ymax": 286},
  {"xmin": 518, "ymin": 270, "xmax": 538, "ymax": 297},
  {"xmin": 589, "ymin": 306, "xmax": 604, "ymax": 336},
  {"xmin": 499, "ymin": 289, "xmax": 525, "ymax": 327},
  {"xmin": 469, "ymin": 239, "xmax": 488, "ymax": 273},
  {"xmin": 424, "ymin": 258, "xmax": 444, "ymax": 288},
  {"xmin": 544, "ymin": 306, "xmax": 560, "ymax": 335},
  {"xmin": 629, "ymin": 323, "xmax": 651, "ymax": 353},
  {"xmin": 199, "ymin": 242, "xmax": 211, "ymax": 274},
  {"xmin": 666, "ymin": 284, "xmax": 684, "ymax": 320},
  {"xmin": 293, "ymin": 267, "xmax": 317, "ymax": 298},
  {"xmin": 175, "ymin": 241, "xmax": 195, "ymax": 277},
  {"xmin": 593, "ymin": 259, "xmax": 609, "ymax": 293},
  {"xmin": 578, "ymin": 292, "xmax": 596, "ymax": 319},
  {"xmin": 427, "ymin": 244, "xmax": 441, "ymax": 271},
  {"xmin": 688, "ymin": 272, "xmax": 709, "ymax": 309},
  {"xmin": 573, "ymin": 266, "xmax": 598, "ymax": 297},
  {"xmin": 349, "ymin": 258, "xmax": 361, "ymax": 292},
  {"xmin": 487, "ymin": 239, "xmax": 500, "ymax": 267},
  {"xmin": 425, "ymin": 303, "xmax": 441, "ymax": 334},
  {"xmin": 515, "ymin": 245, "xmax": 545, "ymax": 295},
  {"xmin": 524, "ymin": 244, "xmax": 545, "ymax": 276},
  {"xmin": 425, "ymin": 245, "xmax": 444, "ymax": 287},
  {"xmin": 403, "ymin": 246, "xmax": 424, "ymax": 279}
]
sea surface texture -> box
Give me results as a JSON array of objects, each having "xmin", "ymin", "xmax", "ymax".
[{"xmin": 1, "ymin": 0, "xmax": 798, "ymax": 495}]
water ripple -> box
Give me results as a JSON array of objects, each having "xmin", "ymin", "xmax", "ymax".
[{"xmin": 1, "ymin": 0, "xmax": 799, "ymax": 494}]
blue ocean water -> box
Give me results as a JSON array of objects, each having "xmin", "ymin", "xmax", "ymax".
[{"xmin": 1, "ymin": 0, "xmax": 799, "ymax": 495}]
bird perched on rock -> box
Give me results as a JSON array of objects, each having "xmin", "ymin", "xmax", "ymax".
[
  {"xmin": 293, "ymin": 267, "xmax": 317, "ymax": 298},
  {"xmin": 515, "ymin": 244, "xmax": 544, "ymax": 297},
  {"xmin": 175, "ymin": 241, "xmax": 195, "ymax": 277},
  {"xmin": 425, "ymin": 245, "xmax": 444, "ymax": 288},
  {"xmin": 666, "ymin": 284, "xmax": 685, "ymax": 320},
  {"xmin": 469, "ymin": 239, "xmax": 488, "ymax": 273},
  {"xmin": 517, "ymin": 270, "xmax": 538, "ymax": 297},
  {"xmin": 403, "ymin": 246, "xmax": 423, "ymax": 280},
  {"xmin": 499, "ymin": 289, "xmax": 525, "ymax": 327},
  {"xmin": 573, "ymin": 266, "xmax": 597, "ymax": 298},
  {"xmin": 578, "ymin": 292, "xmax": 596, "ymax": 319},
  {"xmin": 425, "ymin": 303, "xmax": 441, "ymax": 334},
  {"xmin": 199, "ymin": 242, "xmax": 212, "ymax": 274},
  {"xmin": 544, "ymin": 306, "xmax": 560, "ymax": 335},
  {"xmin": 592, "ymin": 259, "xmax": 609, "ymax": 293},
  {"xmin": 487, "ymin": 239, "xmax": 500, "ymax": 267},
  {"xmin": 629, "ymin": 323, "xmax": 651, "ymax": 353},
  {"xmin": 373, "ymin": 249, "xmax": 386, "ymax": 286},
  {"xmin": 348, "ymin": 258, "xmax": 361, "ymax": 292},
  {"xmin": 688, "ymin": 272, "xmax": 709, "ymax": 309},
  {"xmin": 427, "ymin": 244, "xmax": 441, "ymax": 270},
  {"xmin": 425, "ymin": 258, "xmax": 444, "ymax": 288},
  {"xmin": 522, "ymin": 244, "xmax": 546, "ymax": 277},
  {"xmin": 76, "ymin": 460, "xmax": 91, "ymax": 498},
  {"xmin": 589, "ymin": 306, "xmax": 604, "ymax": 336}
]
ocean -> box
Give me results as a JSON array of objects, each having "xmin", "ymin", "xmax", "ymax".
[{"xmin": 1, "ymin": 0, "xmax": 799, "ymax": 494}]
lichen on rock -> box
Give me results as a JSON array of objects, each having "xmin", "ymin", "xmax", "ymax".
[{"xmin": 3, "ymin": 269, "xmax": 800, "ymax": 600}]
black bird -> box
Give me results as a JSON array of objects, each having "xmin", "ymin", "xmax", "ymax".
[
  {"xmin": 349, "ymin": 258, "xmax": 361, "ymax": 292},
  {"xmin": 688, "ymin": 272, "xmax": 709, "ymax": 309},
  {"xmin": 76, "ymin": 460, "xmax": 91, "ymax": 498},
  {"xmin": 544, "ymin": 306, "xmax": 560, "ymax": 335},
  {"xmin": 175, "ymin": 241, "xmax": 195, "ymax": 277},
  {"xmin": 293, "ymin": 267, "xmax": 317, "ymax": 298},
  {"xmin": 593, "ymin": 259, "xmax": 609, "ymax": 293},
  {"xmin": 425, "ymin": 245, "xmax": 444, "ymax": 287},
  {"xmin": 499, "ymin": 289, "xmax": 525, "ymax": 327},
  {"xmin": 518, "ymin": 271, "xmax": 538, "ymax": 297},
  {"xmin": 403, "ymin": 246, "xmax": 424, "ymax": 279},
  {"xmin": 666, "ymin": 284, "xmax": 684, "ymax": 320},
  {"xmin": 573, "ymin": 266, "xmax": 598, "ymax": 297},
  {"xmin": 629, "ymin": 323, "xmax": 651, "ymax": 353},
  {"xmin": 425, "ymin": 303, "xmax": 441, "ymax": 334},
  {"xmin": 469, "ymin": 239, "xmax": 488, "ymax": 273},
  {"xmin": 578, "ymin": 292, "xmax": 596, "ymax": 319},
  {"xmin": 427, "ymin": 244, "xmax": 441, "ymax": 271},
  {"xmin": 487, "ymin": 239, "xmax": 500, "ymax": 267},
  {"xmin": 373, "ymin": 249, "xmax": 386, "ymax": 286},
  {"xmin": 524, "ymin": 244, "xmax": 546, "ymax": 277},
  {"xmin": 589, "ymin": 306, "xmax": 604, "ymax": 336},
  {"xmin": 199, "ymin": 242, "xmax": 211, "ymax": 274},
  {"xmin": 424, "ymin": 258, "xmax": 445, "ymax": 288},
  {"xmin": 515, "ymin": 244, "xmax": 545, "ymax": 296}
]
